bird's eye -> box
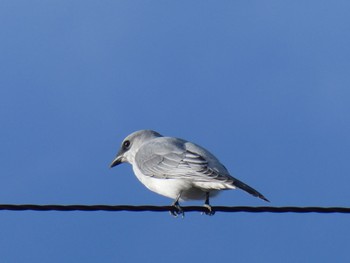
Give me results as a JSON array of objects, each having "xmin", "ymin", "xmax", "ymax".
[{"xmin": 122, "ymin": 140, "xmax": 131, "ymax": 149}]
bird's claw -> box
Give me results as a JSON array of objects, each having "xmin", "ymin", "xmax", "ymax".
[
  {"xmin": 170, "ymin": 203, "xmax": 185, "ymax": 218},
  {"xmin": 202, "ymin": 204, "xmax": 215, "ymax": 216},
  {"xmin": 202, "ymin": 192, "xmax": 215, "ymax": 216}
]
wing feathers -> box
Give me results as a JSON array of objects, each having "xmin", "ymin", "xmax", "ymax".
[
  {"xmin": 134, "ymin": 137, "xmax": 268, "ymax": 201},
  {"xmin": 138, "ymin": 146, "xmax": 232, "ymax": 184}
]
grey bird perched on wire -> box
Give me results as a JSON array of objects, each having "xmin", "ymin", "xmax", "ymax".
[{"xmin": 110, "ymin": 130, "xmax": 269, "ymax": 217}]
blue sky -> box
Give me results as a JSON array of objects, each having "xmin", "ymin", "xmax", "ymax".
[{"xmin": 1, "ymin": 1, "xmax": 350, "ymax": 262}]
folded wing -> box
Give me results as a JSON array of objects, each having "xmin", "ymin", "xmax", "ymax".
[{"xmin": 135, "ymin": 137, "xmax": 269, "ymax": 202}]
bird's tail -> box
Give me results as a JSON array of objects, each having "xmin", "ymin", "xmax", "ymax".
[{"xmin": 232, "ymin": 178, "xmax": 270, "ymax": 202}]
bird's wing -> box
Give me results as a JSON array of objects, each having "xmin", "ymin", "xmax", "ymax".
[
  {"xmin": 135, "ymin": 137, "xmax": 234, "ymax": 184},
  {"xmin": 135, "ymin": 137, "xmax": 270, "ymax": 201}
]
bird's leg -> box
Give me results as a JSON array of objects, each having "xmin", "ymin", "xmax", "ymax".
[
  {"xmin": 202, "ymin": 192, "xmax": 215, "ymax": 216},
  {"xmin": 170, "ymin": 193, "xmax": 184, "ymax": 218}
]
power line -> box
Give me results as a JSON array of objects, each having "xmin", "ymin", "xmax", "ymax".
[{"xmin": 0, "ymin": 204, "xmax": 350, "ymax": 214}]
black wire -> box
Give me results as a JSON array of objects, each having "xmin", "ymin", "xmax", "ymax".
[{"xmin": 0, "ymin": 204, "xmax": 350, "ymax": 213}]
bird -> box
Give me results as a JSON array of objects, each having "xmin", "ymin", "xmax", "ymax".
[{"xmin": 110, "ymin": 130, "xmax": 269, "ymax": 216}]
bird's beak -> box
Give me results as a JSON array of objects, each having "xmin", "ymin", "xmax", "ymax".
[{"xmin": 110, "ymin": 155, "xmax": 123, "ymax": 168}]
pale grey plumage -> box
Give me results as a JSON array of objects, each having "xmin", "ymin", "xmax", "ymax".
[{"xmin": 110, "ymin": 130, "xmax": 269, "ymax": 215}]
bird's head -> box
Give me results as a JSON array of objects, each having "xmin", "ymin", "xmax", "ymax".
[{"xmin": 110, "ymin": 130, "xmax": 162, "ymax": 167}]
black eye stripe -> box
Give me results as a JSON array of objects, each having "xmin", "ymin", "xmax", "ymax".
[{"xmin": 123, "ymin": 140, "xmax": 130, "ymax": 149}]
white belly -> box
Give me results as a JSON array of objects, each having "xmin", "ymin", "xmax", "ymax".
[{"xmin": 132, "ymin": 165, "xmax": 219, "ymax": 201}]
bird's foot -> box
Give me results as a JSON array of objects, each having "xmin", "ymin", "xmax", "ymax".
[
  {"xmin": 170, "ymin": 202, "xmax": 185, "ymax": 218},
  {"xmin": 202, "ymin": 204, "xmax": 215, "ymax": 216},
  {"xmin": 202, "ymin": 192, "xmax": 215, "ymax": 216}
]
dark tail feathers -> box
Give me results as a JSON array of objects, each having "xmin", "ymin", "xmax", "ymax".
[{"xmin": 232, "ymin": 178, "xmax": 270, "ymax": 202}]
